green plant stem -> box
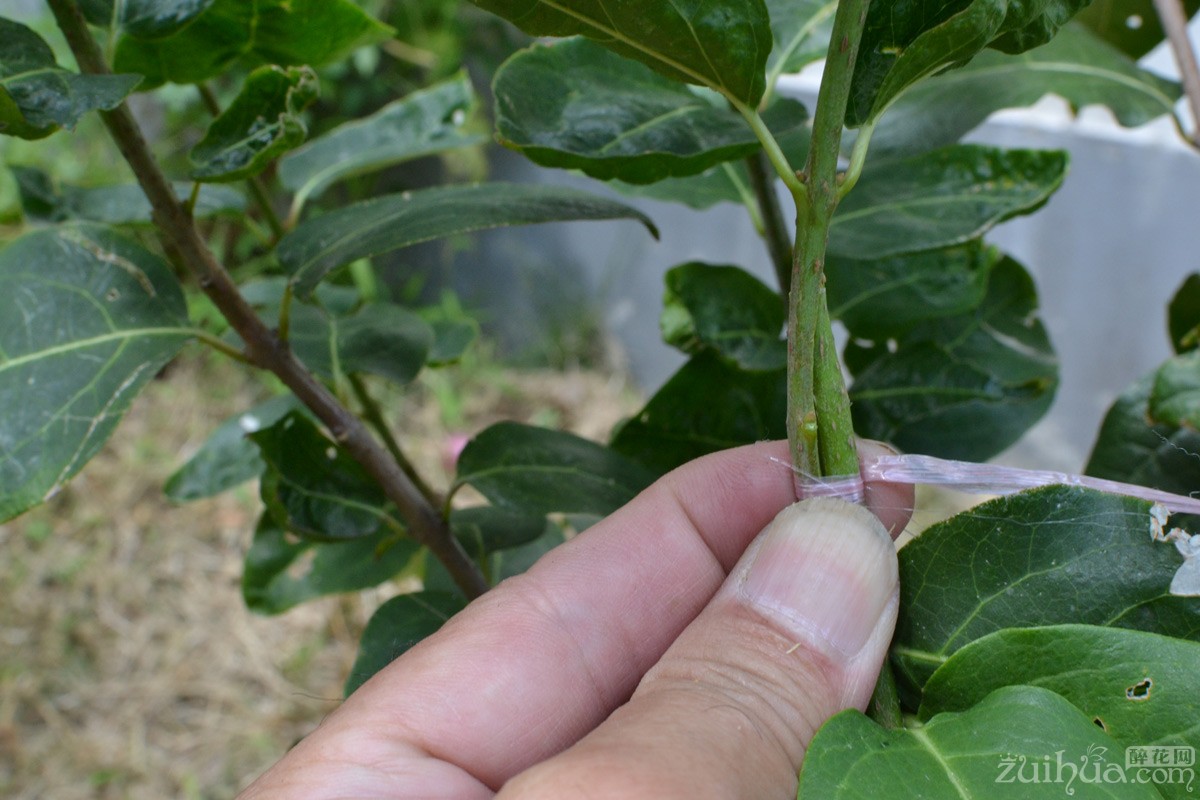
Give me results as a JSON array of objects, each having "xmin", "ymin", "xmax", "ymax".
[
  {"xmin": 48, "ymin": 0, "xmax": 490, "ymax": 601},
  {"xmin": 349, "ymin": 373, "xmax": 444, "ymax": 510},
  {"xmin": 197, "ymin": 82, "xmax": 286, "ymax": 241},
  {"xmin": 734, "ymin": 101, "xmax": 805, "ymax": 197},
  {"xmin": 745, "ymin": 152, "xmax": 794, "ymax": 295},
  {"xmin": 193, "ymin": 329, "xmax": 253, "ymax": 364},
  {"xmin": 787, "ymin": 0, "xmax": 871, "ymax": 478}
]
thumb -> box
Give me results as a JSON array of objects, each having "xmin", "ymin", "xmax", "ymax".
[{"xmin": 498, "ymin": 498, "xmax": 899, "ymax": 800}]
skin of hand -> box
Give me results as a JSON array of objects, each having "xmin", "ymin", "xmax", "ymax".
[{"xmin": 237, "ymin": 439, "xmax": 914, "ymax": 800}]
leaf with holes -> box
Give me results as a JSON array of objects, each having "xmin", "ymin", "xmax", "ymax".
[
  {"xmin": 190, "ymin": 65, "xmax": 318, "ymax": 182},
  {"xmin": 470, "ymin": 0, "xmax": 772, "ymax": 106},
  {"xmin": 243, "ymin": 513, "xmax": 419, "ymax": 616},
  {"xmin": 454, "ymin": 422, "xmax": 656, "ymax": 516},
  {"xmin": 920, "ymin": 624, "xmax": 1200, "ymax": 791},
  {"xmin": 493, "ymin": 38, "xmax": 808, "ymax": 184},
  {"xmin": 798, "ymin": 686, "xmax": 1157, "ymax": 799},
  {"xmin": 892, "ymin": 486, "xmax": 1200, "ymax": 702},
  {"xmin": 1075, "ymin": 0, "xmax": 1200, "ymax": 57},
  {"xmin": 279, "ymin": 72, "xmax": 483, "ymax": 212},
  {"xmin": 0, "ymin": 18, "xmax": 140, "ymax": 140},
  {"xmin": 0, "ymin": 225, "xmax": 193, "ymax": 522},
  {"xmin": 278, "ymin": 183, "xmax": 658, "ymax": 298},
  {"xmin": 871, "ymin": 24, "xmax": 1181, "ymax": 157}
]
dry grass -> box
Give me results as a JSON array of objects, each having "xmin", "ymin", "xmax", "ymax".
[{"xmin": 0, "ymin": 352, "xmax": 639, "ymax": 799}]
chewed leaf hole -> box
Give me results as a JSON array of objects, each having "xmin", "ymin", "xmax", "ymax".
[
  {"xmin": 1093, "ymin": 717, "xmax": 1107, "ymax": 731},
  {"xmin": 1126, "ymin": 678, "xmax": 1152, "ymax": 700}
]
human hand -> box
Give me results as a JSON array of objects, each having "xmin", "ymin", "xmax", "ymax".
[{"xmin": 238, "ymin": 440, "xmax": 913, "ymax": 799}]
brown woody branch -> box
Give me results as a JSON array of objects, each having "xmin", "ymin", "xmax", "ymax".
[
  {"xmin": 1152, "ymin": 0, "xmax": 1200, "ymax": 148},
  {"xmin": 47, "ymin": 0, "xmax": 490, "ymax": 600}
]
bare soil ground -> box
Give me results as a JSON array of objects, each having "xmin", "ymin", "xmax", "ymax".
[{"xmin": 0, "ymin": 353, "xmax": 640, "ymax": 799}]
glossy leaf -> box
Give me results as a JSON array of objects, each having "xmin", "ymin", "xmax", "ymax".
[
  {"xmin": 872, "ymin": 24, "xmax": 1181, "ymax": 157},
  {"xmin": 251, "ymin": 413, "xmax": 397, "ymax": 541},
  {"xmin": 0, "ymin": 225, "xmax": 192, "ymax": 521},
  {"xmin": 279, "ymin": 73, "xmax": 483, "ymax": 210},
  {"xmin": 850, "ymin": 0, "xmax": 1093, "ymax": 126},
  {"xmin": 164, "ymin": 394, "xmax": 303, "ymax": 502},
  {"xmin": 344, "ymin": 591, "xmax": 465, "ymax": 695},
  {"xmin": 1076, "ymin": 0, "xmax": 1200, "ymax": 57},
  {"xmin": 1150, "ymin": 350, "xmax": 1200, "ymax": 429},
  {"xmin": 611, "ymin": 353, "xmax": 787, "ymax": 475},
  {"xmin": 453, "ymin": 422, "xmax": 656, "ymax": 516},
  {"xmin": 848, "ymin": 257, "xmax": 1057, "ymax": 461},
  {"xmin": 278, "ymin": 183, "xmax": 659, "ymax": 298},
  {"xmin": 660, "ymin": 262, "xmax": 785, "ymax": 371},
  {"xmin": 1086, "ymin": 370, "xmax": 1200, "ymax": 496},
  {"xmin": 1168, "ymin": 273, "xmax": 1200, "ymax": 355},
  {"xmin": 921, "ymin": 625, "xmax": 1200, "ymax": 765},
  {"xmin": 829, "ymin": 145, "xmax": 1068, "ymax": 261},
  {"xmin": 12, "ymin": 165, "xmax": 244, "ymax": 223},
  {"xmin": 112, "ymin": 0, "xmax": 256, "ymax": 88},
  {"xmin": 765, "ymin": 0, "xmax": 836, "ymax": 83},
  {"xmin": 828, "ymin": 242, "xmax": 997, "ymax": 339},
  {"xmin": 0, "ymin": 18, "xmax": 140, "ymax": 140},
  {"xmin": 892, "ymin": 486, "xmax": 1200, "ymax": 699},
  {"xmin": 469, "ymin": 0, "xmax": 772, "ymax": 106},
  {"xmin": 243, "ymin": 513, "xmax": 419, "ymax": 616},
  {"xmin": 493, "ymin": 38, "xmax": 808, "ymax": 184},
  {"xmin": 798, "ymin": 686, "xmax": 1155, "ymax": 799},
  {"xmin": 190, "ymin": 65, "xmax": 318, "ymax": 182},
  {"xmin": 83, "ymin": 0, "xmax": 216, "ymax": 39},
  {"xmin": 249, "ymin": 0, "xmax": 394, "ymax": 69}
]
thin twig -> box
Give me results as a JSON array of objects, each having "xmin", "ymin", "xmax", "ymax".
[
  {"xmin": 48, "ymin": 0, "xmax": 489, "ymax": 600},
  {"xmin": 745, "ymin": 152, "xmax": 794, "ymax": 295},
  {"xmin": 349, "ymin": 373, "xmax": 445, "ymax": 510},
  {"xmin": 1152, "ymin": 0, "xmax": 1200, "ymax": 147}
]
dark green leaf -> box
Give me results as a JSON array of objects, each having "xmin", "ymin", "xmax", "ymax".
[
  {"xmin": 489, "ymin": 522, "xmax": 568, "ymax": 582},
  {"xmin": 343, "ymin": 591, "xmax": 465, "ymax": 695},
  {"xmin": 12, "ymin": 165, "xmax": 244, "ymax": 223},
  {"xmin": 828, "ymin": 242, "xmax": 997, "ymax": 339},
  {"xmin": 451, "ymin": 505, "xmax": 549, "ymax": 557},
  {"xmin": 0, "ymin": 18, "xmax": 140, "ymax": 140},
  {"xmin": 249, "ymin": 0, "xmax": 394, "ymax": 69},
  {"xmin": 611, "ymin": 353, "xmax": 787, "ymax": 475},
  {"xmin": 660, "ymin": 262, "xmax": 785, "ymax": 370},
  {"xmin": 1076, "ymin": 0, "xmax": 1200, "ymax": 57},
  {"xmin": 849, "ymin": 257, "xmax": 1057, "ymax": 461},
  {"xmin": 1086, "ymin": 370, "xmax": 1200, "ymax": 496},
  {"xmin": 1149, "ymin": 350, "xmax": 1200, "ymax": 430},
  {"xmin": 278, "ymin": 183, "xmax": 659, "ymax": 298},
  {"xmin": 424, "ymin": 317, "xmax": 478, "ymax": 366},
  {"xmin": 117, "ymin": 0, "xmax": 215, "ymax": 39},
  {"xmin": 493, "ymin": 38, "xmax": 807, "ymax": 184},
  {"xmin": 829, "ymin": 145, "xmax": 1068, "ymax": 261},
  {"xmin": 251, "ymin": 412, "xmax": 397, "ymax": 541},
  {"xmin": 872, "ymin": 24, "xmax": 1181, "ymax": 157},
  {"xmin": 850, "ymin": 0, "xmax": 1093, "ymax": 126},
  {"xmin": 469, "ymin": 0, "xmax": 772, "ymax": 106},
  {"xmin": 765, "ymin": 0, "xmax": 836, "ymax": 84},
  {"xmin": 190, "ymin": 65, "xmax": 318, "ymax": 183},
  {"xmin": 798, "ymin": 686, "xmax": 1154, "ymax": 799},
  {"xmin": 1168, "ymin": 273, "xmax": 1200, "ymax": 355},
  {"xmin": 243, "ymin": 513, "xmax": 420, "ymax": 616},
  {"xmin": 0, "ymin": 225, "xmax": 192, "ymax": 521},
  {"xmin": 892, "ymin": 486, "xmax": 1200, "ymax": 699},
  {"xmin": 454, "ymin": 422, "xmax": 656, "ymax": 516},
  {"xmin": 112, "ymin": 0, "xmax": 256, "ymax": 88},
  {"xmin": 610, "ymin": 161, "xmax": 753, "ymax": 210},
  {"xmin": 279, "ymin": 72, "xmax": 483, "ymax": 210},
  {"xmin": 163, "ymin": 393, "xmax": 302, "ymax": 502},
  {"xmin": 921, "ymin": 625, "xmax": 1200, "ymax": 772}
]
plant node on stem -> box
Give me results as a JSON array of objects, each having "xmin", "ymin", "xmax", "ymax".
[{"xmin": 46, "ymin": 0, "xmax": 490, "ymax": 600}]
